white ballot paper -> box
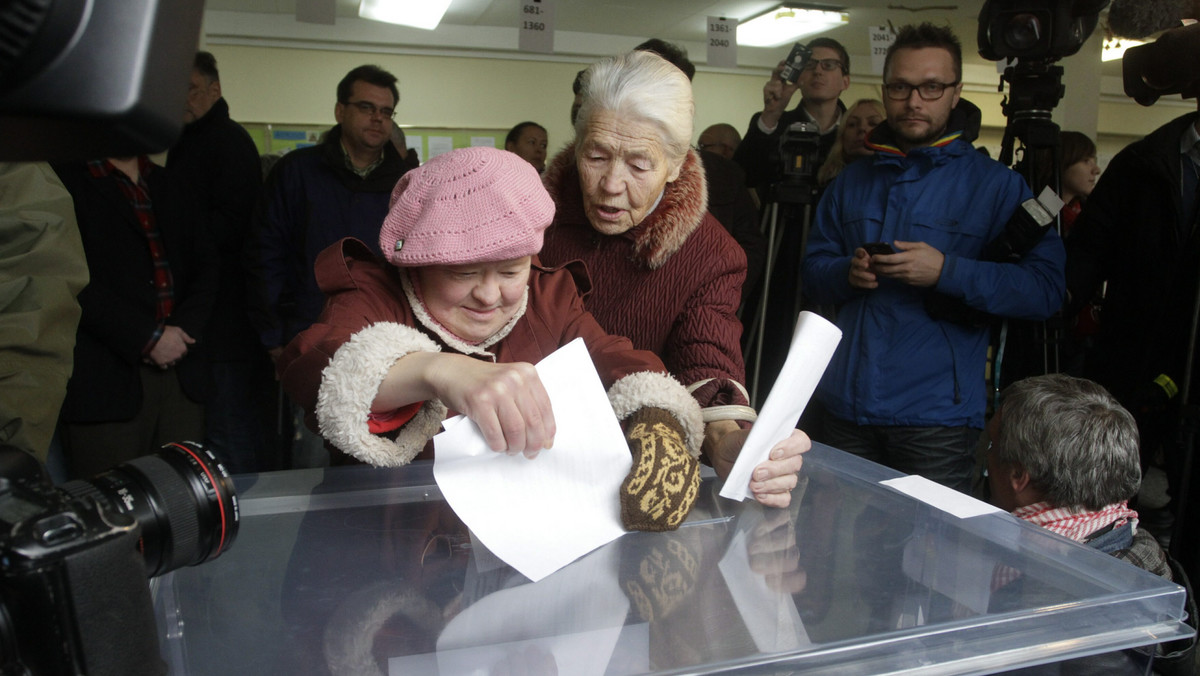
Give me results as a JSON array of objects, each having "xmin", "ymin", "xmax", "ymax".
[
  {"xmin": 433, "ymin": 338, "xmax": 631, "ymax": 582},
  {"xmin": 720, "ymin": 311, "xmax": 842, "ymax": 501}
]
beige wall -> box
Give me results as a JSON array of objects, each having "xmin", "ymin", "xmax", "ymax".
[{"xmin": 210, "ymin": 43, "xmax": 1196, "ymax": 164}]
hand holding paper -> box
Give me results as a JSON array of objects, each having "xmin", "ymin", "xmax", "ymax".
[
  {"xmin": 433, "ymin": 339, "xmax": 631, "ymax": 582},
  {"xmin": 720, "ymin": 312, "xmax": 842, "ymax": 502}
]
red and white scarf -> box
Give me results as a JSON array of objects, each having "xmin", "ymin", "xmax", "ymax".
[{"xmin": 1013, "ymin": 500, "xmax": 1139, "ymax": 542}]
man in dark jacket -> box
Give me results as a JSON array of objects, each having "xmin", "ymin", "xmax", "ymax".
[
  {"xmin": 54, "ymin": 157, "xmax": 219, "ymax": 479},
  {"xmin": 1065, "ymin": 108, "xmax": 1200, "ymax": 583},
  {"xmin": 732, "ymin": 36, "xmax": 850, "ymax": 197},
  {"xmin": 732, "ymin": 37, "xmax": 850, "ymax": 400},
  {"xmin": 245, "ymin": 64, "xmax": 408, "ymax": 467},
  {"xmin": 168, "ymin": 51, "xmax": 274, "ymax": 473}
]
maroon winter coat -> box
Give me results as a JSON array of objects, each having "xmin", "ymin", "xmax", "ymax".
[
  {"xmin": 541, "ymin": 146, "xmax": 754, "ymax": 419},
  {"xmin": 278, "ymin": 238, "xmax": 702, "ymax": 466}
]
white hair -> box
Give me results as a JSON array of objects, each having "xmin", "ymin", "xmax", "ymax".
[{"xmin": 574, "ymin": 50, "xmax": 694, "ymax": 162}]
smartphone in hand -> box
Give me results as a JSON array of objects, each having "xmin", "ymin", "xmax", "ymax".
[{"xmin": 863, "ymin": 242, "xmax": 894, "ymax": 256}]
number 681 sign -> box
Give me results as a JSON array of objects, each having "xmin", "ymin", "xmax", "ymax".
[{"xmin": 519, "ymin": 0, "xmax": 555, "ymax": 54}]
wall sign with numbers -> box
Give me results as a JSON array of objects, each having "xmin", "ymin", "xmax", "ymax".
[
  {"xmin": 707, "ymin": 16, "xmax": 738, "ymax": 69},
  {"xmin": 519, "ymin": 0, "xmax": 555, "ymax": 54},
  {"xmin": 869, "ymin": 26, "xmax": 896, "ymax": 76}
]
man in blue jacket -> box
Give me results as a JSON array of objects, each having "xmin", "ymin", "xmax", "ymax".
[{"xmin": 801, "ymin": 23, "xmax": 1065, "ymax": 493}]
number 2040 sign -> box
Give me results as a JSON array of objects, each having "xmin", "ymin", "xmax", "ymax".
[
  {"xmin": 707, "ymin": 16, "xmax": 738, "ymax": 69},
  {"xmin": 519, "ymin": 0, "xmax": 555, "ymax": 53}
]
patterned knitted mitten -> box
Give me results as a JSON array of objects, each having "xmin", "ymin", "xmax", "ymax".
[{"xmin": 620, "ymin": 407, "xmax": 700, "ymax": 531}]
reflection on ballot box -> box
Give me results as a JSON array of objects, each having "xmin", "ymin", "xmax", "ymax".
[{"xmin": 153, "ymin": 444, "xmax": 1192, "ymax": 675}]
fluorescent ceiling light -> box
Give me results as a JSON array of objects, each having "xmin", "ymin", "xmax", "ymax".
[
  {"xmin": 1101, "ymin": 36, "xmax": 1147, "ymax": 61},
  {"xmin": 359, "ymin": 0, "xmax": 452, "ymax": 30},
  {"xmin": 738, "ymin": 5, "xmax": 848, "ymax": 48}
]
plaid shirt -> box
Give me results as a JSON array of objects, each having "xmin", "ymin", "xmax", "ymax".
[{"xmin": 86, "ymin": 157, "xmax": 175, "ymax": 354}]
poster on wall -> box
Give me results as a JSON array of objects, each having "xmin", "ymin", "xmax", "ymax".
[
  {"xmin": 519, "ymin": 0, "xmax": 555, "ymax": 54},
  {"xmin": 428, "ymin": 136, "xmax": 454, "ymax": 159}
]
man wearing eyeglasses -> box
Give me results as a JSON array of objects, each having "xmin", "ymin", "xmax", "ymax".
[
  {"xmin": 801, "ymin": 23, "xmax": 1065, "ymax": 495},
  {"xmin": 733, "ymin": 37, "xmax": 850, "ymax": 196},
  {"xmin": 735, "ymin": 38, "xmax": 850, "ymax": 402},
  {"xmin": 246, "ymin": 64, "xmax": 409, "ymax": 468}
]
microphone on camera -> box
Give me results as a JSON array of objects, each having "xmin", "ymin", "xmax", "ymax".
[{"xmin": 1108, "ymin": 0, "xmax": 1191, "ymax": 38}]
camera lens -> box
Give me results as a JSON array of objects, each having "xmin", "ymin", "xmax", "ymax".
[
  {"xmin": 1003, "ymin": 13, "xmax": 1044, "ymax": 53},
  {"xmin": 60, "ymin": 441, "xmax": 239, "ymax": 577}
]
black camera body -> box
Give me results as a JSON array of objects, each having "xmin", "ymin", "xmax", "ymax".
[
  {"xmin": 779, "ymin": 121, "xmax": 822, "ymax": 181},
  {"xmin": 0, "ymin": 468, "xmax": 164, "ymax": 676},
  {"xmin": 978, "ymin": 0, "xmax": 1109, "ymax": 62},
  {"xmin": 779, "ymin": 42, "xmax": 813, "ymax": 84},
  {"xmin": 0, "ymin": 443, "xmax": 239, "ymax": 676}
]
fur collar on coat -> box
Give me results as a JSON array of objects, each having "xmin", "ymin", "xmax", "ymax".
[{"xmin": 542, "ymin": 144, "xmax": 709, "ymax": 270}]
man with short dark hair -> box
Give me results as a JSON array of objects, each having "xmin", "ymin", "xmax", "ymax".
[
  {"xmin": 245, "ymin": 64, "xmax": 408, "ymax": 467},
  {"xmin": 733, "ymin": 36, "xmax": 851, "ymax": 194},
  {"xmin": 168, "ymin": 51, "xmax": 273, "ymax": 473},
  {"xmin": 735, "ymin": 37, "xmax": 851, "ymax": 399},
  {"xmin": 802, "ymin": 23, "xmax": 1065, "ymax": 493}
]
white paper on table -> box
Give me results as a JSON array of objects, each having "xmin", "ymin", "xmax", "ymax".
[
  {"xmin": 432, "ymin": 338, "xmax": 631, "ymax": 582},
  {"xmin": 720, "ymin": 311, "xmax": 842, "ymax": 501},
  {"xmin": 881, "ymin": 475, "xmax": 1002, "ymax": 520}
]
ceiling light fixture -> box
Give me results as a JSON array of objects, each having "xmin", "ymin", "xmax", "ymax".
[
  {"xmin": 737, "ymin": 4, "xmax": 848, "ymax": 48},
  {"xmin": 359, "ymin": 0, "xmax": 452, "ymax": 30},
  {"xmin": 1101, "ymin": 36, "xmax": 1146, "ymax": 61}
]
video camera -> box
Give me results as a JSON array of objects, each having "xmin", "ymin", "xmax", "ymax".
[
  {"xmin": 779, "ymin": 121, "xmax": 822, "ymax": 183},
  {"xmin": 0, "ymin": 442, "xmax": 238, "ymax": 676},
  {"xmin": 978, "ymin": 0, "xmax": 1109, "ymax": 62},
  {"xmin": 976, "ymin": 1, "xmax": 1109, "ymax": 169},
  {"xmin": 0, "ymin": 0, "xmax": 204, "ymax": 161}
]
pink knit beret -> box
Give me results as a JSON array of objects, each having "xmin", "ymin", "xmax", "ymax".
[{"xmin": 379, "ymin": 146, "xmax": 555, "ymax": 267}]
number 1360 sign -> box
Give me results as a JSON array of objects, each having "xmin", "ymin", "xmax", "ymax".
[{"xmin": 519, "ymin": 0, "xmax": 554, "ymax": 53}]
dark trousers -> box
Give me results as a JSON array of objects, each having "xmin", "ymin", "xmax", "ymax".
[
  {"xmin": 204, "ymin": 354, "xmax": 281, "ymax": 474},
  {"xmin": 64, "ymin": 366, "xmax": 204, "ymax": 479},
  {"xmin": 820, "ymin": 412, "xmax": 981, "ymax": 495}
]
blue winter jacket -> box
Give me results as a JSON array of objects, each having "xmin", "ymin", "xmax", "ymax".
[{"xmin": 802, "ymin": 103, "xmax": 1065, "ymax": 429}]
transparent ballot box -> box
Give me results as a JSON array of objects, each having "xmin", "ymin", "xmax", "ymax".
[{"xmin": 153, "ymin": 443, "xmax": 1192, "ymax": 675}]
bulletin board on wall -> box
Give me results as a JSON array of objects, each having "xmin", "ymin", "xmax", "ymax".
[{"xmin": 241, "ymin": 123, "xmax": 510, "ymax": 163}]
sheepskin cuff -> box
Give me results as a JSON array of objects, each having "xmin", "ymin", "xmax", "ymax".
[
  {"xmin": 316, "ymin": 322, "xmax": 448, "ymax": 466},
  {"xmin": 608, "ymin": 371, "xmax": 704, "ymax": 457}
]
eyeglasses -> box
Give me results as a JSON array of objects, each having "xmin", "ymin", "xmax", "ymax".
[
  {"xmin": 344, "ymin": 100, "xmax": 396, "ymax": 119},
  {"xmin": 802, "ymin": 58, "xmax": 845, "ymax": 73},
  {"xmin": 882, "ymin": 81, "xmax": 959, "ymax": 101}
]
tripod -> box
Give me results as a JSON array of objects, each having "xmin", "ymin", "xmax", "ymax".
[
  {"xmin": 992, "ymin": 60, "xmax": 1068, "ymax": 404},
  {"xmin": 743, "ymin": 178, "xmax": 817, "ymax": 408}
]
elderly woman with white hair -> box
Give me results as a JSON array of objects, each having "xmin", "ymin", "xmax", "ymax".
[{"xmin": 540, "ymin": 50, "xmax": 807, "ymax": 506}]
